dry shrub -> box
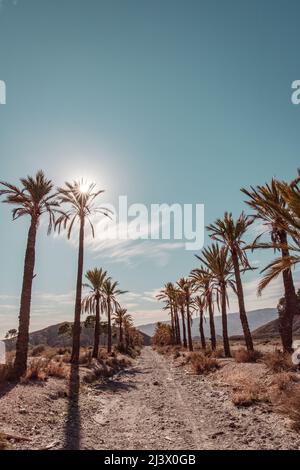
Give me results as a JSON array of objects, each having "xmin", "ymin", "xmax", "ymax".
[
  {"xmin": 231, "ymin": 379, "xmax": 269, "ymax": 407},
  {"xmin": 98, "ymin": 349, "xmax": 108, "ymax": 361},
  {"xmin": 271, "ymin": 372, "xmax": 299, "ymax": 391},
  {"xmin": 21, "ymin": 358, "xmax": 69, "ymax": 383},
  {"xmin": 30, "ymin": 344, "xmax": 46, "ymax": 356},
  {"xmin": 47, "ymin": 360, "xmax": 69, "ymax": 379},
  {"xmin": 262, "ymin": 350, "xmax": 296, "ymax": 373},
  {"xmin": 189, "ymin": 352, "xmax": 220, "ymax": 375},
  {"xmin": 211, "ymin": 348, "xmax": 225, "ymax": 359},
  {"xmin": 0, "ymin": 362, "xmax": 15, "ymax": 384},
  {"xmin": 79, "ymin": 349, "xmax": 92, "ymax": 365},
  {"xmin": 56, "ymin": 347, "xmax": 71, "ymax": 355},
  {"xmin": 234, "ymin": 348, "xmax": 262, "ymax": 363},
  {"xmin": 0, "ymin": 433, "xmax": 10, "ymax": 450},
  {"xmin": 278, "ymin": 387, "xmax": 300, "ymax": 431},
  {"xmin": 21, "ymin": 358, "xmax": 48, "ymax": 383}
]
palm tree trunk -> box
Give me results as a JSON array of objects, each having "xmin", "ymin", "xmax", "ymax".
[
  {"xmin": 280, "ymin": 232, "xmax": 297, "ymax": 352},
  {"xmin": 170, "ymin": 304, "xmax": 175, "ymax": 344},
  {"xmin": 119, "ymin": 319, "xmax": 124, "ymax": 350},
  {"xmin": 220, "ymin": 283, "xmax": 231, "ymax": 357},
  {"xmin": 186, "ymin": 295, "xmax": 193, "ymax": 352},
  {"xmin": 232, "ymin": 250, "xmax": 254, "ymax": 352},
  {"xmin": 174, "ymin": 304, "xmax": 181, "ymax": 345},
  {"xmin": 14, "ymin": 217, "xmax": 38, "ymax": 378},
  {"xmin": 71, "ymin": 216, "xmax": 84, "ymax": 364},
  {"xmin": 208, "ymin": 294, "xmax": 216, "ymax": 350},
  {"xmin": 107, "ymin": 298, "xmax": 112, "ymax": 353},
  {"xmin": 92, "ymin": 294, "xmax": 100, "ymax": 359},
  {"xmin": 180, "ymin": 305, "xmax": 187, "ymax": 348},
  {"xmin": 199, "ymin": 308, "xmax": 206, "ymax": 350}
]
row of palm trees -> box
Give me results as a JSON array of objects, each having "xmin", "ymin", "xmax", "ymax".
[
  {"xmin": 81, "ymin": 267, "xmax": 134, "ymax": 356},
  {"xmin": 157, "ymin": 171, "xmax": 300, "ymax": 356},
  {"xmin": 0, "ymin": 171, "xmax": 129, "ymax": 378}
]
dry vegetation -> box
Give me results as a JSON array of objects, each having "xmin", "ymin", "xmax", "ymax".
[
  {"xmin": 0, "ymin": 344, "xmax": 137, "ymax": 389},
  {"xmin": 152, "ymin": 340, "xmax": 300, "ymax": 433}
]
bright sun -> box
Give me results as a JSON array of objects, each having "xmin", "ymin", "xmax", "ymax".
[{"xmin": 79, "ymin": 181, "xmax": 90, "ymax": 194}]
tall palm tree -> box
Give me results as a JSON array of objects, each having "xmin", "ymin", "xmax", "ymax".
[
  {"xmin": 102, "ymin": 279, "xmax": 127, "ymax": 353},
  {"xmin": 55, "ymin": 180, "xmax": 108, "ymax": 363},
  {"xmin": 157, "ymin": 283, "xmax": 180, "ymax": 344},
  {"xmin": 190, "ymin": 267, "xmax": 216, "ymax": 350},
  {"xmin": 241, "ymin": 181, "xmax": 298, "ymax": 352},
  {"xmin": 123, "ymin": 315, "xmax": 134, "ymax": 350},
  {"xmin": 177, "ymin": 278, "xmax": 193, "ymax": 351},
  {"xmin": 195, "ymin": 244, "xmax": 235, "ymax": 357},
  {"xmin": 194, "ymin": 296, "xmax": 206, "ymax": 350},
  {"xmin": 207, "ymin": 212, "xmax": 254, "ymax": 352},
  {"xmin": 0, "ymin": 171, "xmax": 59, "ymax": 378},
  {"xmin": 82, "ymin": 268, "xmax": 107, "ymax": 358},
  {"xmin": 113, "ymin": 308, "xmax": 132, "ymax": 351}
]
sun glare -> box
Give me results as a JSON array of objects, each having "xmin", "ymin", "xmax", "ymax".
[{"xmin": 79, "ymin": 181, "xmax": 90, "ymax": 194}]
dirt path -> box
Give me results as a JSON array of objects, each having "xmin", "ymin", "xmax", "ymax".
[
  {"xmin": 78, "ymin": 347, "xmax": 300, "ymax": 450},
  {"xmin": 1, "ymin": 347, "xmax": 300, "ymax": 450}
]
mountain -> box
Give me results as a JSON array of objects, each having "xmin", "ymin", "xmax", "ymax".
[
  {"xmin": 138, "ymin": 308, "xmax": 278, "ymax": 338},
  {"xmin": 4, "ymin": 322, "xmax": 151, "ymax": 351},
  {"xmin": 252, "ymin": 315, "xmax": 300, "ymax": 338}
]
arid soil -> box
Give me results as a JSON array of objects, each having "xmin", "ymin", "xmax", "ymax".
[{"xmin": 0, "ymin": 346, "xmax": 300, "ymax": 450}]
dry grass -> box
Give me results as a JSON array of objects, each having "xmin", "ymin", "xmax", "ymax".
[
  {"xmin": 233, "ymin": 348, "xmax": 262, "ymax": 363},
  {"xmin": 21, "ymin": 358, "xmax": 69, "ymax": 383},
  {"xmin": 189, "ymin": 352, "xmax": 220, "ymax": 375},
  {"xmin": 262, "ymin": 350, "xmax": 297, "ymax": 373},
  {"xmin": 231, "ymin": 377, "xmax": 269, "ymax": 407},
  {"xmin": 0, "ymin": 433, "xmax": 10, "ymax": 450},
  {"xmin": 278, "ymin": 388, "xmax": 300, "ymax": 431}
]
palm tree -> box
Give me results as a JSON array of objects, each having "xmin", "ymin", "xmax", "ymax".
[
  {"xmin": 194, "ymin": 296, "xmax": 206, "ymax": 350},
  {"xmin": 177, "ymin": 278, "xmax": 193, "ymax": 351},
  {"xmin": 0, "ymin": 171, "xmax": 59, "ymax": 378},
  {"xmin": 195, "ymin": 244, "xmax": 235, "ymax": 357},
  {"xmin": 123, "ymin": 315, "xmax": 134, "ymax": 350},
  {"xmin": 241, "ymin": 181, "xmax": 297, "ymax": 352},
  {"xmin": 190, "ymin": 267, "xmax": 216, "ymax": 350},
  {"xmin": 157, "ymin": 283, "xmax": 180, "ymax": 344},
  {"xmin": 82, "ymin": 268, "xmax": 107, "ymax": 358},
  {"xmin": 102, "ymin": 279, "xmax": 127, "ymax": 353},
  {"xmin": 113, "ymin": 308, "xmax": 132, "ymax": 351},
  {"xmin": 55, "ymin": 180, "xmax": 108, "ymax": 363},
  {"xmin": 207, "ymin": 212, "xmax": 254, "ymax": 352}
]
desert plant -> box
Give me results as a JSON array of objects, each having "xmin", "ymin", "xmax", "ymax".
[
  {"xmin": 82, "ymin": 267, "xmax": 107, "ymax": 358},
  {"xmin": 189, "ymin": 352, "xmax": 220, "ymax": 375},
  {"xmin": 55, "ymin": 180, "xmax": 108, "ymax": 364},
  {"xmin": 207, "ymin": 212, "xmax": 254, "ymax": 352},
  {"xmin": 0, "ymin": 171, "xmax": 60, "ymax": 378}
]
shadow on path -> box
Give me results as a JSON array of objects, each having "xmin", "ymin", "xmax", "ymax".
[{"xmin": 63, "ymin": 363, "xmax": 81, "ymax": 450}]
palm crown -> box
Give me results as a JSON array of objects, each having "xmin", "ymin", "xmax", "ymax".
[
  {"xmin": 0, "ymin": 170, "xmax": 59, "ymax": 232},
  {"xmin": 55, "ymin": 180, "xmax": 108, "ymax": 238}
]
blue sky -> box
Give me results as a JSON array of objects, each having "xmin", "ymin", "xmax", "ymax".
[{"xmin": 0, "ymin": 0, "xmax": 300, "ymax": 338}]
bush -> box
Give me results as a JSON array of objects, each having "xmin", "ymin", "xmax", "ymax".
[
  {"xmin": 277, "ymin": 384, "xmax": 300, "ymax": 431},
  {"xmin": 0, "ymin": 433, "xmax": 10, "ymax": 450},
  {"xmin": 21, "ymin": 358, "xmax": 69, "ymax": 383},
  {"xmin": 231, "ymin": 378, "xmax": 269, "ymax": 407},
  {"xmin": 234, "ymin": 348, "xmax": 262, "ymax": 363},
  {"xmin": 21, "ymin": 358, "xmax": 48, "ymax": 382},
  {"xmin": 189, "ymin": 352, "xmax": 220, "ymax": 375},
  {"xmin": 0, "ymin": 362, "xmax": 15, "ymax": 385},
  {"xmin": 232, "ymin": 383, "xmax": 261, "ymax": 407},
  {"xmin": 31, "ymin": 345, "xmax": 46, "ymax": 356},
  {"xmin": 262, "ymin": 350, "xmax": 297, "ymax": 373}
]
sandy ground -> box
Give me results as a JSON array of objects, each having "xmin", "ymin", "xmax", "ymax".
[{"xmin": 1, "ymin": 346, "xmax": 300, "ymax": 450}]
